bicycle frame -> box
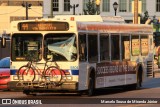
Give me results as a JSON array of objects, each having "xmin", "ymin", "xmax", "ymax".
[{"xmin": 29, "ymin": 61, "xmax": 49, "ymax": 76}]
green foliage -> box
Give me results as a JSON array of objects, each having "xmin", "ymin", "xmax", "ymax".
[
  {"xmin": 139, "ymin": 11, "xmax": 149, "ymax": 24},
  {"xmin": 83, "ymin": 0, "xmax": 97, "ymax": 15},
  {"xmin": 140, "ymin": 12, "xmax": 160, "ymax": 31},
  {"xmin": 152, "ymin": 16, "xmax": 160, "ymax": 32}
]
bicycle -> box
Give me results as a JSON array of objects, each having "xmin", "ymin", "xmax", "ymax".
[{"xmin": 17, "ymin": 56, "xmax": 64, "ymax": 86}]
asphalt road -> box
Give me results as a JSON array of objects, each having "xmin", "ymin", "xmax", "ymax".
[{"xmin": 0, "ymin": 73, "xmax": 160, "ymax": 107}]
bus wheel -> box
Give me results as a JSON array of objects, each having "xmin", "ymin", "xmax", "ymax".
[
  {"xmin": 23, "ymin": 90, "xmax": 30, "ymax": 95},
  {"xmin": 87, "ymin": 77, "xmax": 94, "ymax": 96},
  {"xmin": 136, "ymin": 69, "xmax": 142, "ymax": 89},
  {"xmin": 23, "ymin": 90, "xmax": 36, "ymax": 96}
]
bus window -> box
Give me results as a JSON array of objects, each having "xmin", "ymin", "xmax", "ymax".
[
  {"xmin": 44, "ymin": 33, "xmax": 77, "ymax": 61},
  {"xmin": 141, "ymin": 35, "xmax": 149, "ymax": 56},
  {"xmin": 88, "ymin": 34, "xmax": 98, "ymax": 62},
  {"xmin": 79, "ymin": 34, "xmax": 87, "ymax": 61},
  {"xmin": 11, "ymin": 34, "xmax": 42, "ymax": 61},
  {"xmin": 121, "ymin": 35, "xmax": 130, "ymax": 60},
  {"xmin": 100, "ymin": 34, "xmax": 109, "ymax": 61},
  {"xmin": 131, "ymin": 35, "xmax": 140, "ymax": 56},
  {"xmin": 111, "ymin": 34, "xmax": 120, "ymax": 60}
]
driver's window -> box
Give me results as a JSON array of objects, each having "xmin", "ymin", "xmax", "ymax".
[{"xmin": 79, "ymin": 34, "xmax": 87, "ymax": 61}]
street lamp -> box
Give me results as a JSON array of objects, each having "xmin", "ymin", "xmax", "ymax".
[
  {"xmin": 113, "ymin": 2, "xmax": 118, "ymax": 16},
  {"xmin": 95, "ymin": 0, "xmax": 101, "ymax": 15},
  {"xmin": 22, "ymin": 2, "xmax": 32, "ymax": 20},
  {"xmin": 70, "ymin": 4, "xmax": 79, "ymax": 15}
]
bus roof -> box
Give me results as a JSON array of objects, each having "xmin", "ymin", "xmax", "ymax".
[
  {"xmin": 53, "ymin": 15, "xmax": 125, "ymax": 23},
  {"xmin": 12, "ymin": 15, "xmax": 124, "ymax": 23},
  {"xmin": 77, "ymin": 22, "xmax": 153, "ymax": 34},
  {"xmin": 54, "ymin": 15, "xmax": 103, "ymax": 22},
  {"xmin": 10, "ymin": 15, "xmax": 153, "ymax": 34},
  {"xmin": 10, "ymin": 15, "xmax": 103, "ymax": 24}
]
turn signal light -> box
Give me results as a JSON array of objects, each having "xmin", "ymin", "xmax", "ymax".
[
  {"xmin": 70, "ymin": 17, "xmax": 74, "ymax": 21},
  {"xmin": 65, "ymin": 72, "xmax": 70, "ymax": 75}
]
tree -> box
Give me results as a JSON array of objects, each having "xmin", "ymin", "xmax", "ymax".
[
  {"xmin": 152, "ymin": 15, "xmax": 160, "ymax": 32},
  {"xmin": 83, "ymin": 0, "xmax": 97, "ymax": 15},
  {"xmin": 139, "ymin": 11, "xmax": 149, "ymax": 24}
]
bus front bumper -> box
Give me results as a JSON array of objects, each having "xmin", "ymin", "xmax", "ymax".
[
  {"xmin": 8, "ymin": 81, "xmax": 78, "ymax": 91},
  {"xmin": 8, "ymin": 81, "xmax": 23, "ymax": 90}
]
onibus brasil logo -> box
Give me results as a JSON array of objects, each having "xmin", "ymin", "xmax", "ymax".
[{"xmin": 1, "ymin": 99, "xmax": 42, "ymax": 104}]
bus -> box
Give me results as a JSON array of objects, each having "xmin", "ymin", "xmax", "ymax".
[{"xmin": 2, "ymin": 15, "xmax": 154, "ymax": 96}]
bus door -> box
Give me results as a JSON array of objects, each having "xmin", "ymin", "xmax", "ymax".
[{"xmin": 78, "ymin": 33, "xmax": 88, "ymax": 90}]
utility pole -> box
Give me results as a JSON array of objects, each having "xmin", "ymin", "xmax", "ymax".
[
  {"xmin": 134, "ymin": 0, "xmax": 138, "ymax": 24},
  {"xmin": 22, "ymin": 2, "xmax": 32, "ymax": 20},
  {"xmin": 50, "ymin": 0, "xmax": 53, "ymax": 17},
  {"xmin": 95, "ymin": 0, "xmax": 101, "ymax": 15},
  {"xmin": 26, "ymin": 2, "xmax": 28, "ymax": 20}
]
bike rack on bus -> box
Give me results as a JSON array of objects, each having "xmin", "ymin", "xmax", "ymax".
[{"xmin": 16, "ymin": 80, "xmax": 62, "ymax": 89}]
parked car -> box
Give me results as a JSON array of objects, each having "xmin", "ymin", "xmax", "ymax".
[{"xmin": 0, "ymin": 57, "xmax": 10, "ymax": 90}]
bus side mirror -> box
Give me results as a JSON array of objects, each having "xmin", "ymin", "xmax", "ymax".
[{"xmin": 1, "ymin": 36, "xmax": 6, "ymax": 48}]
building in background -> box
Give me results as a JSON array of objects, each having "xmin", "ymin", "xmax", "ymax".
[
  {"xmin": 0, "ymin": 0, "xmax": 43, "ymax": 35},
  {"xmin": 43, "ymin": 0, "xmax": 160, "ymax": 23},
  {"xmin": 0, "ymin": 0, "xmax": 160, "ymax": 34},
  {"xmin": 0, "ymin": 0, "xmax": 43, "ymax": 59}
]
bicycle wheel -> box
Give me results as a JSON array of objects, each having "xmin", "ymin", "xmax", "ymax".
[
  {"xmin": 17, "ymin": 65, "xmax": 35, "ymax": 82},
  {"xmin": 45, "ymin": 66, "xmax": 62, "ymax": 85}
]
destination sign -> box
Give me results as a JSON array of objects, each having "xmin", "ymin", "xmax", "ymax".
[{"xmin": 18, "ymin": 22, "xmax": 69, "ymax": 31}]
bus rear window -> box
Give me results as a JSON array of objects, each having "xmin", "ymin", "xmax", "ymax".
[{"xmin": 11, "ymin": 33, "xmax": 42, "ymax": 61}]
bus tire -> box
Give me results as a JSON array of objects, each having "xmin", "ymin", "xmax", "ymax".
[
  {"xmin": 23, "ymin": 90, "xmax": 30, "ymax": 95},
  {"xmin": 136, "ymin": 67, "xmax": 143, "ymax": 89},
  {"xmin": 23, "ymin": 90, "xmax": 36, "ymax": 96},
  {"xmin": 87, "ymin": 77, "xmax": 94, "ymax": 96},
  {"xmin": 127, "ymin": 67, "xmax": 143, "ymax": 90}
]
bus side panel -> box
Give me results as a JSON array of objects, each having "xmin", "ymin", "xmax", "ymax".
[
  {"xmin": 125, "ymin": 61, "xmax": 137, "ymax": 85},
  {"xmin": 96, "ymin": 61, "xmax": 125, "ymax": 88},
  {"xmin": 78, "ymin": 62, "xmax": 97, "ymax": 91},
  {"xmin": 78, "ymin": 62, "xmax": 89, "ymax": 90},
  {"xmin": 95, "ymin": 61, "xmax": 138, "ymax": 88}
]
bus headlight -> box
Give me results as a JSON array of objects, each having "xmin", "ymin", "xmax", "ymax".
[
  {"xmin": 13, "ymin": 75, "xmax": 18, "ymax": 80},
  {"xmin": 62, "ymin": 76, "xmax": 72, "ymax": 81},
  {"xmin": 13, "ymin": 75, "xmax": 22, "ymax": 80}
]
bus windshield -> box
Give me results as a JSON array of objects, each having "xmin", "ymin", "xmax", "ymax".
[
  {"xmin": 11, "ymin": 34, "xmax": 42, "ymax": 61},
  {"xmin": 44, "ymin": 33, "xmax": 77, "ymax": 61}
]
